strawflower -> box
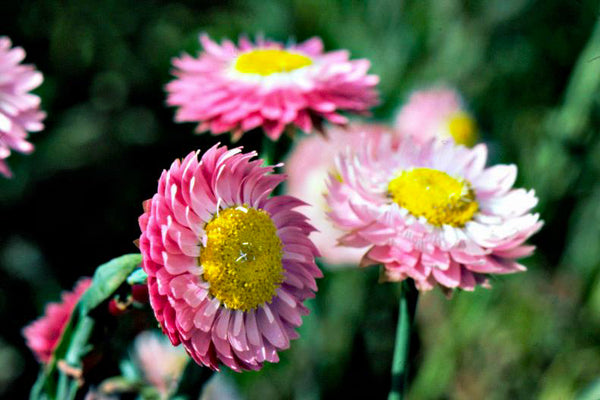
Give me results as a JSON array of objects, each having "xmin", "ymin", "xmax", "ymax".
[
  {"xmin": 0, "ymin": 36, "xmax": 45, "ymax": 178},
  {"xmin": 132, "ymin": 331, "xmax": 188, "ymax": 395},
  {"xmin": 326, "ymin": 135, "xmax": 542, "ymax": 291},
  {"xmin": 285, "ymin": 123, "xmax": 390, "ymax": 266},
  {"xmin": 23, "ymin": 278, "xmax": 92, "ymax": 363},
  {"xmin": 166, "ymin": 34, "xmax": 379, "ymax": 140},
  {"xmin": 138, "ymin": 144, "xmax": 321, "ymax": 371},
  {"xmin": 395, "ymin": 87, "xmax": 477, "ymax": 147}
]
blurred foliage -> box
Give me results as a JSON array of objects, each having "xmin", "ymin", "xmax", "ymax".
[{"xmin": 2, "ymin": 0, "xmax": 600, "ymax": 398}]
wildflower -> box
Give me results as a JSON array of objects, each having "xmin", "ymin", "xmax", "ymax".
[
  {"xmin": 395, "ymin": 87, "xmax": 477, "ymax": 146},
  {"xmin": 0, "ymin": 37, "xmax": 45, "ymax": 177},
  {"xmin": 132, "ymin": 331, "xmax": 188, "ymax": 394},
  {"xmin": 138, "ymin": 145, "xmax": 321, "ymax": 371},
  {"xmin": 285, "ymin": 124, "xmax": 390, "ymax": 266},
  {"xmin": 23, "ymin": 278, "xmax": 91, "ymax": 363},
  {"xmin": 166, "ymin": 34, "xmax": 379, "ymax": 140},
  {"xmin": 326, "ymin": 136, "xmax": 542, "ymax": 291}
]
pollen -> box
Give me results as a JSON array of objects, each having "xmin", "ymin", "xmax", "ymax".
[
  {"xmin": 447, "ymin": 112, "xmax": 477, "ymax": 147},
  {"xmin": 388, "ymin": 168, "xmax": 478, "ymax": 227},
  {"xmin": 200, "ymin": 205, "xmax": 284, "ymax": 311},
  {"xmin": 234, "ymin": 49, "xmax": 313, "ymax": 76}
]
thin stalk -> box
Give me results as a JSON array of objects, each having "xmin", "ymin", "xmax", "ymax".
[
  {"xmin": 171, "ymin": 359, "xmax": 214, "ymax": 399},
  {"xmin": 261, "ymin": 135, "xmax": 276, "ymax": 166},
  {"xmin": 388, "ymin": 280, "xmax": 419, "ymax": 400},
  {"xmin": 56, "ymin": 315, "xmax": 95, "ymax": 400}
]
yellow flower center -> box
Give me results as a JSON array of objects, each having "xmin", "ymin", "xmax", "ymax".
[
  {"xmin": 387, "ymin": 168, "xmax": 478, "ymax": 227},
  {"xmin": 234, "ymin": 49, "xmax": 313, "ymax": 76},
  {"xmin": 200, "ymin": 205, "xmax": 284, "ymax": 311},
  {"xmin": 447, "ymin": 112, "xmax": 477, "ymax": 147}
]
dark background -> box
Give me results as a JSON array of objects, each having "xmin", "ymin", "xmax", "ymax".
[{"xmin": 2, "ymin": 0, "xmax": 600, "ymax": 399}]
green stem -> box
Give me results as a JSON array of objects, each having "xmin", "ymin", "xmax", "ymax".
[
  {"xmin": 171, "ymin": 359, "xmax": 214, "ymax": 399},
  {"xmin": 56, "ymin": 315, "xmax": 95, "ymax": 400},
  {"xmin": 261, "ymin": 135, "xmax": 277, "ymax": 166},
  {"xmin": 30, "ymin": 254, "xmax": 143, "ymax": 400},
  {"xmin": 388, "ymin": 280, "xmax": 419, "ymax": 400}
]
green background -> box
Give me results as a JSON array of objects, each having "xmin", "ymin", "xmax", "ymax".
[{"xmin": 2, "ymin": 0, "xmax": 600, "ymax": 398}]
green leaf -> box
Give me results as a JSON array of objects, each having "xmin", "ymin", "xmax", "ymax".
[
  {"xmin": 120, "ymin": 358, "xmax": 142, "ymax": 382},
  {"xmin": 79, "ymin": 253, "xmax": 143, "ymax": 315},
  {"xmin": 30, "ymin": 254, "xmax": 142, "ymax": 400},
  {"xmin": 29, "ymin": 370, "xmax": 50, "ymax": 400},
  {"xmin": 126, "ymin": 267, "xmax": 148, "ymax": 286}
]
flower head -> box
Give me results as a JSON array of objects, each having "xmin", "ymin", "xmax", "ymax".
[
  {"xmin": 0, "ymin": 37, "xmax": 45, "ymax": 178},
  {"xmin": 23, "ymin": 278, "xmax": 91, "ymax": 363},
  {"xmin": 326, "ymin": 135, "xmax": 542, "ymax": 291},
  {"xmin": 138, "ymin": 144, "xmax": 321, "ymax": 371},
  {"xmin": 285, "ymin": 124, "xmax": 391, "ymax": 266},
  {"xmin": 395, "ymin": 87, "xmax": 477, "ymax": 147},
  {"xmin": 166, "ymin": 34, "xmax": 379, "ymax": 141},
  {"xmin": 132, "ymin": 331, "xmax": 188, "ymax": 394}
]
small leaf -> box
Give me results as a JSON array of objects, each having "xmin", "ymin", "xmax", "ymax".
[
  {"xmin": 79, "ymin": 253, "xmax": 143, "ymax": 315},
  {"xmin": 126, "ymin": 267, "xmax": 148, "ymax": 286},
  {"xmin": 120, "ymin": 358, "xmax": 142, "ymax": 382},
  {"xmin": 30, "ymin": 254, "xmax": 142, "ymax": 400}
]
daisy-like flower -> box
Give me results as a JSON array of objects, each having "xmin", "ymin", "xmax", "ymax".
[
  {"xmin": 395, "ymin": 87, "xmax": 477, "ymax": 147},
  {"xmin": 0, "ymin": 36, "xmax": 45, "ymax": 178},
  {"xmin": 138, "ymin": 144, "xmax": 321, "ymax": 371},
  {"xmin": 23, "ymin": 278, "xmax": 92, "ymax": 363},
  {"xmin": 166, "ymin": 34, "xmax": 379, "ymax": 141},
  {"xmin": 285, "ymin": 124, "xmax": 391, "ymax": 266},
  {"xmin": 132, "ymin": 331, "xmax": 188, "ymax": 395},
  {"xmin": 326, "ymin": 135, "xmax": 542, "ymax": 291}
]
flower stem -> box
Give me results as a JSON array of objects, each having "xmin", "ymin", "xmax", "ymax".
[
  {"xmin": 172, "ymin": 359, "xmax": 214, "ymax": 398},
  {"xmin": 261, "ymin": 135, "xmax": 276, "ymax": 166},
  {"xmin": 56, "ymin": 315, "xmax": 95, "ymax": 400},
  {"xmin": 388, "ymin": 279, "xmax": 419, "ymax": 400}
]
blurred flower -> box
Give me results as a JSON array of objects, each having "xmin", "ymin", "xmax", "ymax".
[
  {"xmin": 22, "ymin": 278, "xmax": 91, "ymax": 363},
  {"xmin": 166, "ymin": 34, "xmax": 379, "ymax": 141},
  {"xmin": 285, "ymin": 124, "xmax": 391, "ymax": 266},
  {"xmin": 326, "ymin": 136, "xmax": 542, "ymax": 292},
  {"xmin": 0, "ymin": 36, "xmax": 45, "ymax": 178},
  {"xmin": 395, "ymin": 88, "xmax": 477, "ymax": 147},
  {"xmin": 132, "ymin": 331, "xmax": 188, "ymax": 395},
  {"xmin": 200, "ymin": 373, "xmax": 242, "ymax": 400},
  {"xmin": 138, "ymin": 144, "xmax": 321, "ymax": 371}
]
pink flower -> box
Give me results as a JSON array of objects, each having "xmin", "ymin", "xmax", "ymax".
[
  {"xmin": 132, "ymin": 331, "xmax": 188, "ymax": 395},
  {"xmin": 166, "ymin": 34, "xmax": 379, "ymax": 141},
  {"xmin": 395, "ymin": 87, "xmax": 477, "ymax": 147},
  {"xmin": 326, "ymin": 135, "xmax": 542, "ymax": 292},
  {"xmin": 0, "ymin": 37, "xmax": 45, "ymax": 178},
  {"xmin": 138, "ymin": 144, "xmax": 322, "ymax": 371},
  {"xmin": 23, "ymin": 278, "xmax": 92, "ymax": 363},
  {"xmin": 285, "ymin": 124, "xmax": 391, "ymax": 266}
]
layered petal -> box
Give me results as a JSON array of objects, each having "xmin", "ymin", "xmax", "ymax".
[
  {"xmin": 139, "ymin": 145, "xmax": 321, "ymax": 371},
  {"xmin": 166, "ymin": 35, "xmax": 379, "ymax": 141},
  {"xmin": 326, "ymin": 134, "xmax": 542, "ymax": 292},
  {"xmin": 22, "ymin": 278, "xmax": 91, "ymax": 363},
  {"xmin": 0, "ymin": 36, "xmax": 45, "ymax": 177}
]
